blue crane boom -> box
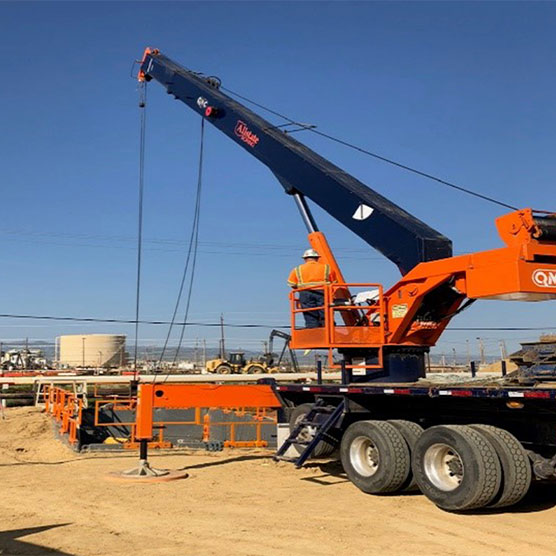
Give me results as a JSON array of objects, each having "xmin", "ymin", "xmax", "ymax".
[{"xmin": 138, "ymin": 49, "xmax": 452, "ymax": 275}]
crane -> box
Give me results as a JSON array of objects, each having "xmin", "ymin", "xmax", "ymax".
[{"xmin": 138, "ymin": 48, "xmax": 556, "ymax": 382}]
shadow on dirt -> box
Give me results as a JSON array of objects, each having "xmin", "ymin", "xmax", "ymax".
[
  {"xmin": 183, "ymin": 454, "xmax": 270, "ymax": 471},
  {"xmin": 0, "ymin": 524, "xmax": 73, "ymax": 555}
]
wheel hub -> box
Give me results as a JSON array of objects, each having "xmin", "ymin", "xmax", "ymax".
[
  {"xmin": 350, "ymin": 436, "xmax": 380, "ymax": 477},
  {"xmin": 423, "ymin": 443, "xmax": 464, "ymax": 491}
]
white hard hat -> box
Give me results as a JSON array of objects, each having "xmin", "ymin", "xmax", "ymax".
[{"xmin": 302, "ymin": 249, "xmax": 320, "ymax": 259}]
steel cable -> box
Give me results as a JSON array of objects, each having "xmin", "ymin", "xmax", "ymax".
[
  {"xmin": 133, "ymin": 82, "xmax": 148, "ymax": 379},
  {"xmin": 156, "ymin": 118, "xmax": 205, "ymax": 370},
  {"xmin": 221, "ymin": 86, "xmax": 518, "ymax": 211},
  {"xmin": 157, "ymin": 118, "xmax": 205, "ymax": 381}
]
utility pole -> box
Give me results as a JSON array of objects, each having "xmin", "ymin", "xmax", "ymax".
[
  {"xmin": 499, "ymin": 340, "xmax": 508, "ymax": 361},
  {"xmin": 202, "ymin": 339, "xmax": 206, "ymax": 368},
  {"xmin": 219, "ymin": 314, "xmax": 226, "ymax": 359},
  {"xmin": 477, "ymin": 337, "xmax": 485, "ymax": 365},
  {"xmin": 194, "ymin": 338, "xmax": 199, "ymax": 367},
  {"xmin": 452, "ymin": 348, "xmax": 457, "ymax": 367},
  {"xmin": 82, "ymin": 336, "xmax": 86, "ymax": 369},
  {"xmin": 466, "ymin": 339, "xmax": 471, "ymax": 366},
  {"xmin": 0, "ymin": 339, "xmax": 5, "ymax": 410}
]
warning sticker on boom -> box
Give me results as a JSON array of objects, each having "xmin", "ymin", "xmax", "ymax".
[{"xmin": 391, "ymin": 304, "xmax": 409, "ymax": 319}]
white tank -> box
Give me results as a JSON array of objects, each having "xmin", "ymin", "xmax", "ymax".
[{"xmin": 58, "ymin": 334, "xmax": 127, "ymax": 368}]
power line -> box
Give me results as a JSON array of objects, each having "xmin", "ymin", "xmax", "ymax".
[
  {"xmin": 0, "ymin": 314, "xmax": 288, "ymax": 328},
  {"xmin": 0, "ymin": 228, "xmax": 479, "ymax": 259},
  {"xmin": 222, "ymin": 86, "xmax": 518, "ymax": 211},
  {"xmin": 0, "ymin": 313, "xmax": 553, "ymax": 332}
]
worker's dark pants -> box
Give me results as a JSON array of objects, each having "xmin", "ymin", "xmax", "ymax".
[{"xmin": 299, "ymin": 290, "xmax": 325, "ymax": 328}]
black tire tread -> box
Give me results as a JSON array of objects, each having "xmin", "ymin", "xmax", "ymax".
[
  {"xmin": 445, "ymin": 425, "xmax": 501, "ymax": 510},
  {"xmin": 368, "ymin": 420, "xmax": 411, "ymax": 492},
  {"xmin": 470, "ymin": 424, "xmax": 532, "ymax": 508},
  {"xmin": 388, "ymin": 420, "xmax": 424, "ymax": 490}
]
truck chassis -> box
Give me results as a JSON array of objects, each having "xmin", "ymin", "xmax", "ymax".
[{"xmin": 274, "ymin": 379, "xmax": 556, "ymax": 511}]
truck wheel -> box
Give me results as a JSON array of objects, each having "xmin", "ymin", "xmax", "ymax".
[
  {"xmin": 289, "ymin": 403, "xmax": 335, "ymax": 458},
  {"xmin": 469, "ymin": 424, "xmax": 532, "ymax": 508},
  {"xmin": 388, "ymin": 419, "xmax": 424, "ymax": 491},
  {"xmin": 412, "ymin": 425, "xmax": 502, "ymax": 511},
  {"xmin": 340, "ymin": 420, "xmax": 410, "ymax": 494}
]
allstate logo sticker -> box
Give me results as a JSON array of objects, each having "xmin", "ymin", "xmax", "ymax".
[{"xmin": 532, "ymin": 269, "xmax": 556, "ymax": 288}]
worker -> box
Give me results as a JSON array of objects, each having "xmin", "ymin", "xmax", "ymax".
[{"xmin": 288, "ymin": 249, "xmax": 336, "ymax": 328}]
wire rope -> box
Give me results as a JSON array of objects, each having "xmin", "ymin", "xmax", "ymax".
[
  {"xmin": 156, "ymin": 118, "xmax": 205, "ymax": 369},
  {"xmin": 221, "ymin": 86, "xmax": 518, "ymax": 211},
  {"xmin": 133, "ymin": 82, "xmax": 148, "ymax": 379}
]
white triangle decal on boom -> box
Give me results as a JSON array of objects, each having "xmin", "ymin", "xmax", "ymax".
[{"xmin": 352, "ymin": 204, "xmax": 374, "ymax": 221}]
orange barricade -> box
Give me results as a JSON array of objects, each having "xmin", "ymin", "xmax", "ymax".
[
  {"xmin": 44, "ymin": 384, "xmax": 280, "ymax": 450},
  {"xmin": 44, "ymin": 386, "xmax": 83, "ymax": 446}
]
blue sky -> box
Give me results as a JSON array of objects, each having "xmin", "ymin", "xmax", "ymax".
[{"xmin": 0, "ymin": 1, "xmax": 555, "ymax": 358}]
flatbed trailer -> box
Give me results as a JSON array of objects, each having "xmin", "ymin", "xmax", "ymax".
[{"xmin": 272, "ymin": 378, "xmax": 556, "ymax": 511}]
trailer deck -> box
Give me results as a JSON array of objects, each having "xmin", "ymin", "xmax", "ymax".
[{"xmin": 275, "ymin": 379, "xmax": 556, "ymax": 400}]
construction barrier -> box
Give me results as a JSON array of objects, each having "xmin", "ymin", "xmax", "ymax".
[
  {"xmin": 43, "ymin": 384, "xmax": 282, "ymax": 451},
  {"xmin": 44, "ymin": 386, "xmax": 83, "ymax": 446}
]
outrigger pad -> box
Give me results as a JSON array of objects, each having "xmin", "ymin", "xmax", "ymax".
[{"xmin": 105, "ymin": 460, "xmax": 189, "ymax": 483}]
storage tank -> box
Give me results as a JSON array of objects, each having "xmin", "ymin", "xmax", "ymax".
[{"xmin": 57, "ymin": 334, "xmax": 126, "ymax": 368}]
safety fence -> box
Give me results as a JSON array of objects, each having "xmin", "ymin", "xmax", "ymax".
[
  {"xmin": 44, "ymin": 386, "xmax": 83, "ymax": 446},
  {"xmin": 43, "ymin": 385, "xmax": 278, "ymax": 451}
]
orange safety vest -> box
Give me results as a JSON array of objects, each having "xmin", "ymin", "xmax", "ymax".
[{"xmin": 287, "ymin": 260, "xmax": 336, "ymax": 289}]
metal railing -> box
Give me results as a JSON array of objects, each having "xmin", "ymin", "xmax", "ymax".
[{"xmin": 290, "ymin": 283, "xmax": 387, "ymax": 369}]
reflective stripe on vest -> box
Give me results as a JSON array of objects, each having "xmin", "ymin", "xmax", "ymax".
[{"xmin": 294, "ymin": 263, "xmax": 332, "ymax": 288}]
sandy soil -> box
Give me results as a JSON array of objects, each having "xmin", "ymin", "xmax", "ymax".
[{"xmin": 2, "ymin": 407, "xmax": 556, "ymax": 556}]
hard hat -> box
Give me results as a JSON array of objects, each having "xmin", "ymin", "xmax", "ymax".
[{"xmin": 302, "ymin": 249, "xmax": 320, "ymax": 259}]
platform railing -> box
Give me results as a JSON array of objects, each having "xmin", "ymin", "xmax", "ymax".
[{"xmin": 290, "ymin": 282, "xmax": 387, "ymax": 369}]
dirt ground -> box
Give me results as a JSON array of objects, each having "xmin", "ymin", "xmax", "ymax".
[{"xmin": 2, "ymin": 408, "xmax": 556, "ymax": 556}]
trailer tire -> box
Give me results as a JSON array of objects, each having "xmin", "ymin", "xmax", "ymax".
[
  {"xmin": 469, "ymin": 424, "xmax": 532, "ymax": 508},
  {"xmin": 340, "ymin": 420, "xmax": 410, "ymax": 494},
  {"xmin": 412, "ymin": 425, "xmax": 502, "ymax": 511},
  {"xmin": 289, "ymin": 403, "xmax": 335, "ymax": 458},
  {"xmin": 388, "ymin": 420, "xmax": 424, "ymax": 491}
]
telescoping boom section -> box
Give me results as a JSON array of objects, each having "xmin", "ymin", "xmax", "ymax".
[
  {"xmin": 138, "ymin": 49, "xmax": 556, "ymax": 382},
  {"xmin": 138, "ymin": 48, "xmax": 452, "ymax": 275}
]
